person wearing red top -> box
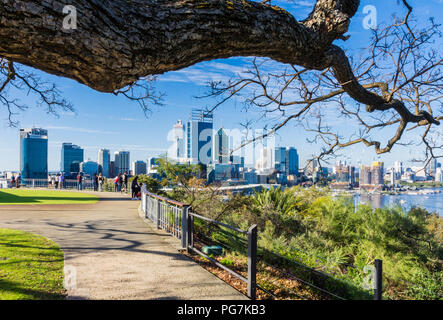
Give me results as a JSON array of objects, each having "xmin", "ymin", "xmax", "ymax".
[{"xmin": 77, "ymin": 172, "xmax": 83, "ymax": 190}]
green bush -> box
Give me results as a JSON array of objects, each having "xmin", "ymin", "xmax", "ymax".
[
  {"xmin": 216, "ymin": 187, "xmax": 442, "ymax": 299},
  {"xmin": 131, "ymin": 175, "xmax": 163, "ymax": 194}
]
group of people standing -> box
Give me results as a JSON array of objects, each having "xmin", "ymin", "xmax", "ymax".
[
  {"xmin": 112, "ymin": 172, "xmax": 142, "ymax": 199},
  {"xmin": 113, "ymin": 172, "xmax": 129, "ymax": 193},
  {"xmin": 49, "ymin": 173, "xmax": 64, "ymax": 189},
  {"xmin": 76, "ymin": 172, "xmax": 106, "ymax": 192},
  {"xmin": 10, "ymin": 170, "xmax": 143, "ymax": 200},
  {"xmin": 111, "ymin": 172, "xmax": 142, "ymax": 199},
  {"xmin": 9, "ymin": 174, "xmax": 21, "ymax": 188}
]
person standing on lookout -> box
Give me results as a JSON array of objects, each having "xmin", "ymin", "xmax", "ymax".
[
  {"xmin": 98, "ymin": 173, "xmax": 104, "ymax": 192},
  {"xmin": 93, "ymin": 173, "xmax": 98, "ymax": 191},
  {"xmin": 114, "ymin": 174, "xmax": 119, "ymax": 192},
  {"xmin": 117, "ymin": 173, "xmax": 123, "ymax": 192},
  {"xmin": 55, "ymin": 173, "xmax": 59, "ymax": 189},
  {"xmin": 77, "ymin": 172, "xmax": 83, "ymax": 191},
  {"xmin": 131, "ymin": 176, "xmax": 140, "ymax": 200},
  {"xmin": 59, "ymin": 173, "xmax": 64, "ymax": 189}
]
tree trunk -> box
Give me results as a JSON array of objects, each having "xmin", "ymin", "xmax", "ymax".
[{"xmin": 0, "ymin": 0, "xmax": 358, "ymax": 92}]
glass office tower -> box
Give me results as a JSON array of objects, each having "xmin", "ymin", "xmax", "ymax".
[
  {"xmin": 286, "ymin": 147, "xmax": 299, "ymax": 176},
  {"xmin": 274, "ymin": 147, "xmax": 299, "ymax": 176},
  {"xmin": 274, "ymin": 147, "xmax": 287, "ymax": 173},
  {"xmin": 114, "ymin": 151, "xmax": 130, "ymax": 174},
  {"xmin": 98, "ymin": 149, "xmax": 111, "ymax": 177},
  {"xmin": 20, "ymin": 128, "xmax": 48, "ymax": 179},
  {"xmin": 80, "ymin": 160, "xmax": 99, "ymax": 178},
  {"xmin": 214, "ymin": 127, "xmax": 229, "ymax": 164},
  {"xmin": 61, "ymin": 143, "xmax": 84, "ymax": 174},
  {"xmin": 186, "ymin": 109, "xmax": 213, "ymax": 164}
]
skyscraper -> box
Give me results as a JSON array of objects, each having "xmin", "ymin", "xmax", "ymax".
[
  {"xmin": 286, "ymin": 147, "xmax": 299, "ymax": 176},
  {"xmin": 114, "ymin": 151, "xmax": 130, "ymax": 174},
  {"xmin": 186, "ymin": 109, "xmax": 213, "ymax": 164},
  {"xmin": 390, "ymin": 167, "xmax": 396, "ymax": 185},
  {"xmin": 80, "ymin": 160, "xmax": 99, "ymax": 177},
  {"xmin": 61, "ymin": 143, "xmax": 84, "ymax": 174},
  {"xmin": 110, "ymin": 161, "xmax": 115, "ymax": 178},
  {"xmin": 274, "ymin": 147, "xmax": 286, "ymax": 173},
  {"xmin": 132, "ymin": 160, "xmax": 147, "ymax": 175},
  {"xmin": 256, "ymin": 147, "xmax": 273, "ymax": 172},
  {"xmin": 426, "ymin": 158, "xmax": 438, "ymax": 177},
  {"xmin": 359, "ymin": 165, "xmax": 372, "ymax": 186},
  {"xmin": 305, "ymin": 159, "xmax": 319, "ymax": 176},
  {"xmin": 171, "ymin": 119, "xmax": 185, "ymax": 160},
  {"xmin": 98, "ymin": 149, "xmax": 111, "ymax": 177},
  {"xmin": 114, "ymin": 151, "xmax": 119, "ymax": 174},
  {"xmin": 335, "ymin": 163, "xmax": 350, "ymax": 182},
  {"xmin": 20, "ymin": 128, "xmax": 48, "ymax": 179},
  {"xmin": 214, "ymin": 127, "xmax": 229, "ymax": 164},
  {"xmin": 371, "ymin": 161, "xmax": 384, "ymax": 185},
  {"xmin": 274, "ymin": 147, "xmax": 299, "ymax": 177},
  {"xmin": 394, "ymin": 161, "xmax": 403, "ymax": 175}
]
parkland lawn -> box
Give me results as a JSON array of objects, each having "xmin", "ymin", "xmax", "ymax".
[
  {"xmin": 0, "ymin": 189, "xmax": 98, "ymax": 205},
  {"xmin": 0, "ymin": 228, "xmax": 66, "ymax": 299}
]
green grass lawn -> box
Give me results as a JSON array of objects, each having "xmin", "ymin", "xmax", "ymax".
[
  {"xmin": 0, "ymin": 228, "xmax": 66, "ymax": 299},
  {"xmin": 0, "ymin": 189, "xmax": 98, "ymax": 205}
]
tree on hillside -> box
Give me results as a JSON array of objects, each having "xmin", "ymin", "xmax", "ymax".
[{"xmin": 0, "ymin": 0, "xmax": 441, "ymax": 163}]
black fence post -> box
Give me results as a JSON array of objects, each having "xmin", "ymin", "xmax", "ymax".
[
  {"xmin": 374, "ymin": 259, "xmax": 383, "ymax": 300},
  {"xmin": 181, "ymin": 205, "xmax": 189, "ymax": 249},
  {"xmin": 248, "ymin": 224, "xmax": 257, "ymax": 300},
  {"xmin": 187, "ymin": 210, "xmax": 194, "ymax": 254}
]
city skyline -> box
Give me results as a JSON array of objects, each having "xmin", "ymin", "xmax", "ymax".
[
  {"xmin": 10, "ymin": 124, "xmax": 441, "ymax": 175},
  {"xmin": 2, "ymin": 124, "xmax": 439, "ymax": 174}
]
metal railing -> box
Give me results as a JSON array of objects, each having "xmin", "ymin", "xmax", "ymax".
[
  {"xmin": 140, "ymin": 186, "xmax": 258, "ymax": 299},
  {"xmin": 4, "ymin": 178, "xmax": 134, "ymax": 194},
  {"xmin": 141, "ymin": 186, "xmax": 189, "ymax": 248},
  {"xmin": 138, "ymin": 188, "xmax": 392, "ymax": 301},
  {"xmin": 17, "ymin": 178, "xmax": 95, "ymax": 190},
  {"xmin": 185, "ymin": 211, "xmax": 258, "ymax": 300}
]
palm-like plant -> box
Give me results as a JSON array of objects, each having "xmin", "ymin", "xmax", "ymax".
[{"xmin": 253, "ymin": 186, "xmax": 295, "ymax": 216}]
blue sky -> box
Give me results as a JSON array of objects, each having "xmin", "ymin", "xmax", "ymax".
[{"xmin": 0, "ymin": 0, "xmax": 442, "ymax": 171}]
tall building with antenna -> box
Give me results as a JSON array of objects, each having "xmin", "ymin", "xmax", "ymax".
[
  {"xmin": 214, "ymin": 127, "xmax": 229, "ymax": 164},
  {"xmin": 186, "ymin": 109, "xmax": 213, "ymax": 164}
]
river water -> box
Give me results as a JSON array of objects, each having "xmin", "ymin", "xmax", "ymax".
[{"xmin": 353, "ymin": 188, "xmax": 443, "ymax": 216}]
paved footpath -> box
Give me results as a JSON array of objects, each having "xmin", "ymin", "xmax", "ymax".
[{"xmin": 0, "ymin": 191, "xmax": 247, "ymax": 300}]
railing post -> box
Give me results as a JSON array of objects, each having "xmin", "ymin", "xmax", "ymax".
[
  {"xmin": 374, "ymin": 259, "xmax": 383, "ymax": 300},
  {"xmin": 156, "ymin": 198, "xmax": 161, "ymax": 229},
  {"xmin": 32, "ymin": 179, "xmax": 35, "ymax": 188},
  {"xmin": 142, "ymin": 192, "xmax": 146, "ymax": 214},
  {"xmin": 186, "ymin": 208, "xmax": 194, "ymax": 254},
  {"xmin": 248, "ymin": 224, "xmax": 257, "ymax": 300},
  {"xmin": 181, "ymin": 205, "xmax": 189, "ymax": 249}
]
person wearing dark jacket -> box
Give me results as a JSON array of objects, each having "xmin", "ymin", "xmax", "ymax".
[
  {"xmin": 93, "ymin": 173, "xmax": 98, "ymax": 191},
  {"xmin": 131, "ymin": 176, "xmax": 140, "ymax": 200}
]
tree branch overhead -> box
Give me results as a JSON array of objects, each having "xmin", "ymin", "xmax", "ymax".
[
  {"xmin": 0, "ymin": 0, "xmax": 359, "ymax": 92},
  {"xmin": 0, "ymin": 0, "xmax": 441, "ymax": 158}
]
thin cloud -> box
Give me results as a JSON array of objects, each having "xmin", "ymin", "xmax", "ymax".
[
  {"xmin": 159, "ymin": 60, "xmax": 250, "ymax": 85},
  {"xmin": 45, "ymin": 126, "xmax": 116, "ymax": 135}
]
